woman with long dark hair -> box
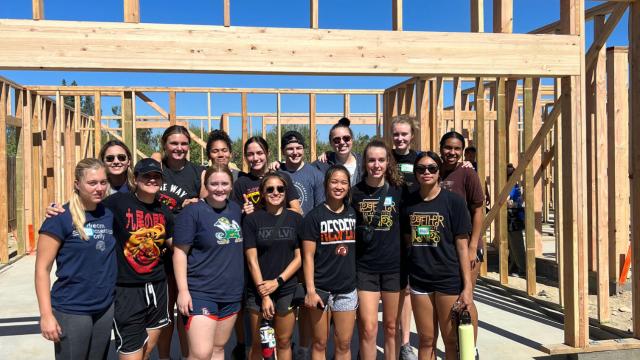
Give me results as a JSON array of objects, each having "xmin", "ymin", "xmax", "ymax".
[
  {"xmin": 402, "ymin": 151, "xmax": 473, "ymax": 359},
  {"xmin": 243, "ymin": 172, "xmax": 303, "ymax": 360},
  {"xmin": 98, "ymin": 140, "xmax": 135, "ymax": 194}
]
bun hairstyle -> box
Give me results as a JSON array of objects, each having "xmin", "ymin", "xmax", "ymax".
[
  {"xmin": 70, "ymin": 158, "xmax": 106, "ymax": 241},
  {"xmin": 329, "ymin": 117, "xmax": 354, "ymax": 140}
]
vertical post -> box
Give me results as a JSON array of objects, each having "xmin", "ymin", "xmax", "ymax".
[
  {"xmin": 376, "ymin": 94, "xmax": 381, "ymax": 138},
  {"xmin": 0, "ymin": 83, "xmax": 8, "ymax": 263},
  {"xmin": 560, "ymin": 0, "xmax": 588, "ymax": 348},
  {"xmin": 241, "ymin": 93, "xmax": 248, "ymax": 172},
  {"xmin": 64, "ymin": 103, "xmax": 74, "ymax": 199},
  {"xmin": 471, "ymin": 0, "xmax": 484, "ymax": 33},
  {"xmin": 606, "ymin": 47, "xmax": 630, "ymax": 288},
  {"xmin": 309, "ymin": 94, "xmax": 317, "ymax": 161},
  {"xmin": 628, "ymin": 0, "xmax": 640, "ymax": 338},
  {"xmin": 343, "ymin": 94, "xmax": 350, "ymax": 118},
  {"xmin": 310, "ymin": 0, "xmax": 318, "ymax": 29},
  {"xmin": 124, "ymin": 0, "xmax": 140, "ymax": 23},
  {"xmin": 475, "ymin": 79, "xmax": 488, "ymax": 276},
  {"xmin": 495, "ymin": 77, "xmax": 508, "ymax": 284},
  {"xmin": 94, "ymin": 91, "xmax": 102, "ymax": 155},
  {"xmin": 44, "ymin": 100, "xmax": 55, "ymax": 206},
  {"xmin": 434, "ymin": 78, "xmax": 444, "ymax": 144},
  {"xmin": 384, "ymin": 90, "xmax": 397, "ymax": 148},
  {"xmin": 169, "ymin": 91, "xmax": 176, "ymax": 126},
  {"xmin": 415, "ymin": 78, "xmax": 429, "ymax": 150},
  {"xmin": 392, "ymin": 0, "xmax": 402, "ymax": 31},
  {"xmin": 32, "ymin": 0, "xmax": 44, "ymax": 20},
  {"xmin": 223, "ymin": 0, "xmax": 231, "ymax": 27},
  {"xmin": 54, "ymin": 92, "xmax": 62, "ymax": 202},
  {"xmin": 32, "ymin": 94, "xmax": 43, "ymax": 239},
  {"xmin": 22, "ymin": 90, "xmax": 33, "ymax": 253},
  {"xmin": 122, "ymin": 92, "xmax": 134, "ymax": 155},
  {"xmin": 532, "ymin": 81, "xmax": 544, "ymax": 257},
  {"xmin": 453, "ymin": 77, "xmax": 462, "ymax": 133},
  {"xmin": 523, "ymin": 78, "xmax": 536, "ymax": 295},
  {"xmin": 14, "ymin": 90, "xmax": 26, "ymax": 255},
  {"xmin": 74, "ymin": 96, "xmax": 81, "ymax": 163},
  {"xmin": 276, "ymin": 93, "xmax": 281, "ymax": 162}
]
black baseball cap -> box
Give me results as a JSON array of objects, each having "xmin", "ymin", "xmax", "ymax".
[
  {"xmin": 134, "ymin": 158, "xmax": 164, "ymax": 178},
  {"xmin": 281, "ymin": 131, "xmax": 306, "ymax": 150}
]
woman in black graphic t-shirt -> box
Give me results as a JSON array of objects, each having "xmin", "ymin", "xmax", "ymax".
[
  {"xmin": 401, "ymin": 151, "xmax": 473, "ymax": 360},
  {"xmin": 352, "ymin": 138, "xmax": 406, "ymax": 360},
  {"xmin": 243, "ymin": 172, "xmax": 303, "ymax": 360},
  {"xmin": 301, "ymin": 165, "xmax": 358, "ymax": 359}
]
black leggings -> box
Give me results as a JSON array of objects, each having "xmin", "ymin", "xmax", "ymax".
[{"xmin": 53, "ymin": 304, "xmax": 114, "ymax": 360}]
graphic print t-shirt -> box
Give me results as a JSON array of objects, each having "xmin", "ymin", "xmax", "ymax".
[
  {"xmin": 174, "ymin": 200, "xmax": 244, "ymax": 302},
  {"xmin": 159, "ymin": 160, "xmax": 204, "ymax": 213},
  {"xmin": 231, "ymin": 171, "xmax": 299, "ymax": 208},
  {"xmin": 394, "ymin": 150, "xmax": 419, "ymax": 193},
  {"xmin": 242, "ymin": 209, "xmax": 303, "ymax": 296},
  {"xmin": 279, "ymin": 163, "xmax": 325, "ymax": 216},
  {"xmin": 39, "ymin": 203, "xmax": 116, "ymax": 315},
  {"xmin": 103, "ymin": 192, "xmax": 174, "ymax": 284},
  {"xmin": 351, "ymin": 181, "xmax": 404, "ymax": 273},
  {"xmin": 302, "ymin": 204, "xmax": 357, "ymax": 293},
  {"xmin": 401, "ymin": 189, "xmax": 472, "ymax": 294}
]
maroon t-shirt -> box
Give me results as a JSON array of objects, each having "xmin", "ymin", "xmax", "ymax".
[{"xmin": 440, "ymin": 164, "xmax": 485, "ymax": 249}]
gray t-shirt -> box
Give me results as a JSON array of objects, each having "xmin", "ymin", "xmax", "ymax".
[{"xmin": 280, "ymin": 162, "xmax": 325, "ymax": 216}]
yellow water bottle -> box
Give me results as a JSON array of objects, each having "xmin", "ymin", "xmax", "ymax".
[{"xmin": 458, "ymin": 310, "xmax": 475, "ymax": 360}]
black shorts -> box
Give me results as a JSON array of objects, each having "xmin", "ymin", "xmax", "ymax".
[
  {"xmin": 113, "ymin": 280, "xmax": 171, "ymax": 354},
  {"xmin": 357, "ymin": 271, "xmax": 407, "ymax": 292},
  {"xmin": 245, "ymin": 289, "xmax": 296, "ymax": 316}
]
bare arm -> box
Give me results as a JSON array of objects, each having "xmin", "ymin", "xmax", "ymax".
[
  {"xmin": 287, "ymin": 199, "xmax": 303, "ymax": 215},
  {"xmin": 34, "ymin": 234, "xmax": 63, "ymax": 342},
  {"xmin": 469, "ymin": 205, "xmax": 483, "ymax": 266},
  {"xmin": 198, "ymin": 170, "xmax": 207, "ymax": 199},
  {"xmin": 257, "ymin": 248, "xmax": 302, "ymax": 297},
  {"xmin": 245, "ymin": 248, "xmax": 264, "ymax": 290},
  {"xmin": 456, "ymin": 234, "xmax": 473, "ymax": 308},
  {"xmin": 173, "ymin": 244, "xmax": 192, "ymax": 316}
]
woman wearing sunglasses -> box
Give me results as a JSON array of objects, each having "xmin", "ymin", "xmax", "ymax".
[
  {"xmin": 313, "ymin": 117, "xmax": 364, "ymax": 185},
  {"xmin": 401, "ymin": 151, "xmax": 473, "ymax": 360},
  {"xmin": 353, "ymin": 139, "xmax": 406, "ymax": 360},
  {"xmin": 99, "ymin": 140, "xmax": 135, "ymax": 194},
  {"xmin": 243, "ymin": 172, "xmax": 303, "ymax": 360},
  {"xmin": 232, "ymin": 136, "xmax": 301, "ymax": 215},
  {"xmin": 301, "ymin": 165, "xmax": 358, "ymax": 360}
]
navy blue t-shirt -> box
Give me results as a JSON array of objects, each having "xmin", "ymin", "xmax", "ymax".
[
  {"xmin": 174, "ymin": 200, "xmax": 244, "ymax": 303},
  {"xmin": 39, "ymin": 203, "xmax": 116, "ymax": 315}
]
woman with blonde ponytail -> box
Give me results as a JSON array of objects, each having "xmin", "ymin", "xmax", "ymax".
[{"xmin": 35, "ymin": 158, "xmax": 116, "ymax": 360}]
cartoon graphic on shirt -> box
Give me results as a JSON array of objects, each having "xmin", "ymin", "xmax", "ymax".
[
  {"xmin": 214, "ymin": 217, "xmax": 243, "ymax": 245},
  {"xmin": 245, "ymin": 187, "xmax": 261, "ymax": 205},
  {"xmin": 319, "ymin": 218, "xmax": 356, "ymax": 256},
  {"xmin": 158, "ymin": 193, "xmax": 178, "ymax": 210},
  {"xmin": 125, "ymin": 224, "xmax": 166, "ymax": 274},
  {"xmin": 358, "ymin": 197, "xmax": 396, "ymax": 230},
  {"xmin": 409, "ymin": 212, "xmax": 444, "ymax": 246}
]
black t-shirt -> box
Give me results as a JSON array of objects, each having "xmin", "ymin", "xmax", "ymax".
[
  {"xmin": 103, "ymin": 192, "xmax": 174, "ymax": 285},
  {"xmin": 401, "ymin": 189, "xmax": 472, "ymax": 294},
  {"xmin": 231, "ymin": 171, "xmax": 299, "ymax": 208},
  {"xmin": 159, "ymin": 160, "xmax": 204, "ymax": 213},
  {"xmin": 394, "ymin": 150, "xmax": 419, "ymax": 194},
  {"xmin": 351, "ymin": 181, "xmax": 404, "ymax": 273},
  {"xmin": 242, "ymin": 209, "xmax": 303, "ymax": 296},
  {"xmin": 301, "ymin": 204, "xmax": 357, "ymax": 294}
]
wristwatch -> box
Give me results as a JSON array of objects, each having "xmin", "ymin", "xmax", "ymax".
[{"xmin": 277, "ymin": 276, "xmax": 285, "ymax": 287}]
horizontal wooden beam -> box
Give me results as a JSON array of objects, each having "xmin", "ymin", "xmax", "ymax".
[
  {"xmin": 0, "ymin": 20, "xmax": 581, "ymax": 76},
  {"xmin": 542, "ymin": 339, "xmax": 640, "ymax": 355}
]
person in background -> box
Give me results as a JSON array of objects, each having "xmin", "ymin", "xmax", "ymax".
[
  {"xmin": 36, "ymin": 158, "xmax": 115, "ymax": 360},
  {"xmin": 439, "ymin": 131, "xmax": 483, "ymax": 355},
  {"xmin": 390, "ymin": 118, "xmax": 419, "ymax": 360},
  {"xmin": 402, "ymin": 151, "xmax": 473, "ymax": 360},
  {"xmin": 173, "ymin": 164, "xmax": 244, "ymax": 360},
  {"xmin": 98, "ymin": 140, "xmax": 135, "ymax": 194},
  {"xmin": 302, "ymin": 165, "xmax": 358, "ymax": 360},
  {"xmin": 243, "ymin": 172, "xmax": 303, "ymax": 360},
  {"xmin": 206, "ymin": 129, "xmax": 240, "ymax": 181},
  {"xmin": 506, "ymin": 163, "xmax": 526, "ymax": 276},
  {"xmin": 314, "ymin": 117, "xmax": 364, "ymax": 185},
  {"xmin": 464, "ymin": 146, "xmax": 478, "ymax": 172},
  {"xmin": 353, "ymin": 139, "xmax": 406, "ymax": 360}
]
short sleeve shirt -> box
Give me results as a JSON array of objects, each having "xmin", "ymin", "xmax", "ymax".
[
  {"xmin": 401, "ymin": 189, "xmax": 472, "ymax": 294},
  {"xmin": 103, "ymin": 192, "xmax": 174, "ymax": 285},
  {"xmin": 440, "ymin": 164, "xmax": 485, "ymax": 247},
  {"xmin": 231, "ymin": 171, "xmax": 300, "ymax": 208},
  {"xmin": 279, "ymin": 163, "xmax": 325, "ymax": 216},
  {"xmin": 39, "ymin": 203, "xmax": 116, "ymax": 315},
  {"xmin": 351, "ymin": 181, "xmax": 404, "ymax": 274},
  {"xmin": 242, "ymin": 209, "xmax": 303, "ymax": 296},
  {"xmin": 159, "ymin": 160, "xmax": 204, "ymax": 213},
  {"xmin": 173, "ymin": 200, "xmax": 244, "ymax": 302},
  {"xmin": 301, "ymin": 204, "xmax": 357, "ymax": 294},
  {"xmin": 394, "ymin": 150, "xmax": 419, "ymax": 193}
]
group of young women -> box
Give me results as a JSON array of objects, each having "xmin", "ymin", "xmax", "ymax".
[{"xmin": 35, "ymin": 116, "xmax": 483, "ymax": 360}]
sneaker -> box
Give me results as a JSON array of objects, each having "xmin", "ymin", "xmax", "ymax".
[
  {"xmin": 232, "ymin": 343, "xmax": 246, "ymax": 360},
  {"xmin": 399, "ymin": 343, "xmax": 418, "ymax": 360}
]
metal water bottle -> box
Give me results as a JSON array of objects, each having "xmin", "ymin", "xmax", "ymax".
[
  {"xmin": 259, "ymin": 319, "xmax": 276, "ymax": 359},
  {"xmin": 458, "ymin": 310, "xmax": 474, "ymax": 360}
]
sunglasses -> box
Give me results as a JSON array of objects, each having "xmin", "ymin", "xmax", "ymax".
[
  {"xmin": 265, "ymin": 185, "xmax": 285, "ymax": 194},
  {"xmin": 331, "ymin": 135, "xmax": 352, "ymax": 145},
  {"xmin": 415, "ymin": 164, "xmax": 439, "ymax": 175},
  {"xmin": 104, "ymin": 154, "xmax": 128, "ymax": 163}
]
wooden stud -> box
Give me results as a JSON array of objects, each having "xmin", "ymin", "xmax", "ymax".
[
  {"xmin": 344, "ymin": 94, "xmax": 350, "ymax": 118},
  {"xmin": 506, "ymin": 80, "xmax": 519, "ymax": 166},
  {"xmin": 94, "ymin": 92, "xmax": 102, "ymax": 155},
  {"xmin": 224, "ymin": 0, "xmax": 231, "ymax": 27},
  {"xmin": 54, "ymin": 92, "xmax": 62, "ymax": 202},
  {"xmin": 585, "ymin": 3, "xmax": 628, "ymax": 72},
  {"xmin": 32, "ymin": 0, "xmax": 44, "ymax": 20},
  {"xmin": 495, "ymin": 77, "xmax": 508, "ymax": 284},
  {"xmin": 169, "ymin": 91, "xmax": 176, "ymax": 125},
  {"xmin": 122, "ymin": 92, "xmax": 134, "ymax": 155},
  {"xmin": 471, "ymin": 0, "xmax": 484, "ymax": 33},
  {"xmin": 405, "ymin": 82, "xmax": 415, "ymax": 117},
  {"xmin": 44, "ymin": 100, "xmax": 55, "ymax": 206},
  {"xmin": 392, "ymin": 0, "xmax": 402, "ymax": 31},
  {"xmin": 64, "ymin": 102, "xmax": 75, "ymax": 199},
  {"xmin": 22, "ymin": 90, "xmax": 33, "ymax": 253},
  {"xmin": 629, "ymin": 0, "xmax": 640, "ymax": 338},
  {"xmin": 124, "ymin": 0, "xmax": 140, "ymax": 23},
  {"xmin": 532, "ymin": 79, "xmax": 544, "ymax": 257},
  {"xmin": 453, "ymin": 77, "xmax": 462, "ymax": 133},
  {"xmin": 136, "ymin": 92, "xmax": 169, "ymax": 118},
  {"xmin": 414, "ymin": 78, "xmax": 429, "ymax": 150},
  {"xmin": 523, "ymin": 78, "xmax": 536, "ymax": 295},
  {"xmin": 74, "ymin": 96, "xmax": 81, "ymax": 163},
  {"xmin": 475, "ymin": 78, "xmax": 488, "ymax": 276},
  {"xmin": 606, "ymin": 47, "xmax": 629, "ymax": 286},
  {"xmin": 310, "ymin": 0, "xmax": 318, "ymax": 29},
  {"xmin": 376, "ymin": 94, "xmax": 381, "ymax": 138},
  {"xmin": 433, "ymin": 78, "xmax": 444, "ymax": 145},
  {"xmin": 276, "ymin": 93, "xmax": 281, "ymax": 162},
  {"xmin": 31, "ymin": 94, "xmax": 42, "ymax": 237},
  {"xmin": 241, "ymin": 93, "xmax": 248, "ymax": 171},
  {"xmin": 0, "ymin": 83, "xmax": 8, "ymax": 263},
  {"xmin": 309, "ymin": 94, "xmax": 317, "ymax": 160}
]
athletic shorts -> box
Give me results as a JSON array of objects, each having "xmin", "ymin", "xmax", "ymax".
[
  {"xmin": 408, "ymin": 279, "xmax": 460, "ymax": 296},
  {"xmin": 245, "ymin": 290, "xmax": 296, "ymax": 316},
  {"xmin": 357, "ymin": 271, "xmax": 407, "ymax": 292},
  {"xmin": 325, "ymin": 289, "xmax": 358, "ymax": 312},
  {"xmin": 182, "ymin": 298, "xmax": 241, "ymax": 330},
  {"xmin": 112, "ymin": 280, "xmax": 170, "ymax": 354}
]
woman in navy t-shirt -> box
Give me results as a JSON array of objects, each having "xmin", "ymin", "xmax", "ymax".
[
  {"xmin": 35, "ymin": 158, "xmax": 116, "ymax": 360},
  {"xmin": 173, "ymin": 164, "xmax": 244, "ymax": 359},
  {"xmin": 401, "ymin": 151, "xmax": 473, "ymax": 359}
]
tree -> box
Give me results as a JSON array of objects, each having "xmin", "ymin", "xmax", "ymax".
[{"xmin": 61, "ymin": 79, "xmax": 77, "ymax": 108}]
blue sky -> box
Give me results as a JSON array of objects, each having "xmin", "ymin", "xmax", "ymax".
[{"xmin": 0, "ymin": 0, "xmax": 630, "ymax": 142}]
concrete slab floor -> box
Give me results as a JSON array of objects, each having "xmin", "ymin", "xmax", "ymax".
[{"xmin": 1, "ymin": 255, "xmax": 571, "ymax": 359}]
